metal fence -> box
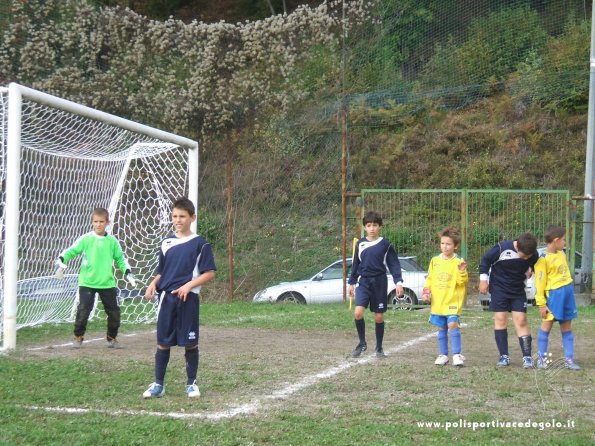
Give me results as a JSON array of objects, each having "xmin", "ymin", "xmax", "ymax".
[{"xmin": 356, "ymin": 189, "xmax": 574, "ymax": 302}]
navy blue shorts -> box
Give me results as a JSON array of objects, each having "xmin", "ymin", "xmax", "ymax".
[
  {"xmin": 156, "ymin": 291, "xmax": 199, "ymax": 347},
  {"xmin": 489, "ymin": 293, "xmax": 527, "ymax": 313},
  {"xmin": 355, "ymin": 275, "xmax": 388, "ymax": 313}
]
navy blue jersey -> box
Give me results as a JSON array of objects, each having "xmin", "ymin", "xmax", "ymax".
[
  {"xmin": 479, "ymin": 239, "xmax": 537, "ymax": 299},
  {"xmin": 156, "ymin": 233, "xmax": 216, "ymax": 294},
  {"xmin": 348, "ymin": 237, "xmax": 403, "ymax": 285}
]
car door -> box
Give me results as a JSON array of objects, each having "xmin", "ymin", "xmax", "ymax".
[{"xmin": 308, "ymin": 260, "xmax": 350, "ymax": 303}]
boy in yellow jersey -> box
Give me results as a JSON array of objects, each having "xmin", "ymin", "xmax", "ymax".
[
  {"xmin": 422, "ymin": 226, "xmax": 468, "ymax": 366},
  {"xmin": 534, "ymin": 225, "xmax": 580, "ymax": 370}
]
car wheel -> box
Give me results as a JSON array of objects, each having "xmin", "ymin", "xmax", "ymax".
[
  {"xmin": 390, "ymin": 289, "xmax": 418, "ymax": 311},
  {"xmin": 277, "ymin": 292, "xmax": 306, "ymax": 304}
]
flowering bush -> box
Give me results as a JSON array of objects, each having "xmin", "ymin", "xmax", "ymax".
[{"xmin": 0, "ymin": 0, "xmax": 374, "ymax": 141}]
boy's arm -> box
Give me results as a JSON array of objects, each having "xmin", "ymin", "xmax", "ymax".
[
  {"xmin": 348, "ymin": 240, "xmax": 360, "ymax": 285},
  {"xmin": 145, "ymin": 274, "xmax": 161, "ymax": 300},
  {"xmin": 478, "ymin": 243, "xmax": 499, "ymax": 293},
  {"xmin": 58, "ymin": 235, "xmax": 85, "ymax": 264},
  {"xmin": 534, "ymin": 257, "xmax": 547, "ymax": 307},
  {"xmin": 112, "ymin": 239, "xmax": 135, "ymax": 285},
  {"xmin": 112, "ymin": 239, "xmax": 131, "ymax": 274},
  {"xmin": 457, "ymin": 257, "xmax": 469, "ymax": 285},
  {"xmin": 54, "ymin": 236, "xmax": 85, "ymax": 278},
  {"xmin": 386, "ymin": 245, "xmax": 403, "ymax": 284},
  {"xmin": 172, "ymin": 270, "xmax": 216, "ymax": 302},
  {"xmin": 422, "ymin": 258, "xmax": 433, "ymax": 302}
]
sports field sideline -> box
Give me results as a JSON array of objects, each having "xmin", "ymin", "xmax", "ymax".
[{"xmin": 0, "ymin": 302, "xmax": 593, "ymax": 445}]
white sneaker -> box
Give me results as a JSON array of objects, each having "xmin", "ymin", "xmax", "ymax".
[
  {"xmin": 434, "ymin": 354, "xmax": 449, "ymax": 366},
  {"xmin": 186, "ymin": 381, "xmax": 200, "ymax": 398},
  {"xmin": 452, "ymin": 354, "xmax": 465, "ymax": 367},
  {"xmin": 143, "ymin": 382, "xmax": 165, "ymax": 398}
]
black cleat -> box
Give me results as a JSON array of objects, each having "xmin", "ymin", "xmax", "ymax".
[{"xmin": 351, "ymin": 342, "xmax": 367, "ymax": 358}]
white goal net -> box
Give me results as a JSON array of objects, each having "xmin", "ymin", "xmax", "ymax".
[{"xmin": 0, "ymin": 83, "xmax": 198, "ymax": 349}]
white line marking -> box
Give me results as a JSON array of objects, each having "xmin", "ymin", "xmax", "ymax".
[
  {"xmin": 25, "ymin": 331, "xmax": 435, "ymax": 420},
  {"xmin": 26, "ymin": 331, "xmax": 155, "ymax": 351}
]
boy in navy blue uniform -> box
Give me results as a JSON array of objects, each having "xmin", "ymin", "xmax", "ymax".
[
  {"xmin": 479, "ymin": 232, "xmax": 538, "ymax": 369},
  {"xmin": 348, "ymin": 211, "xmax": 404, "ymax": 358},
  {"xmin": 143, "ymin": 197, "xmax": 216, "ymax": 398}
]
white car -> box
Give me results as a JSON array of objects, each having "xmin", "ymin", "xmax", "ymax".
[{"xmin": 252, "ymin": 257, "xmax": 428, "ymax": 310}]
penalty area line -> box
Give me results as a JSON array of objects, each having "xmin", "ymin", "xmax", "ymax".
[{"xmin": 25, "ymin": 331, "xmax": 435, "ymax": 421}]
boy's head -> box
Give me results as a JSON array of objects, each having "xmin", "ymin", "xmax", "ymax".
[
  {"xmin": 440, "ymin": 226, "xmax": 461, "ymax": 248},
  {"xmin": 362, "ymin": 211, "xmax": 383, "ymax": 227},
  {"xmin": 172, "ymin": 197, "xmax": 196, "ymax": 235},
  {"xmin": 172, "ymin": 197, "xmax": 196, "ymax": 216},
  {"xmin": 91, "ymin": 208, "xmax": 110, "ymax": 235},
  {"xmin": 516, "ymin": 232, "xmax": 538, "ymax": 259},
  {"xmin": 544, "ymin": 225, "xmax": 565, "ymax": 243}
]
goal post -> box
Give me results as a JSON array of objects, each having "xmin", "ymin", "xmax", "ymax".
[{"xmin": 0, "ymin": 82, "xmax": 199, "ymax": 350}]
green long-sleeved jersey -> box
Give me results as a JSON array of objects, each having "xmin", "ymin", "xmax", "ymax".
[{"xmin": 60, "ymin": 231, "xmax": 130, "ymax": 288}]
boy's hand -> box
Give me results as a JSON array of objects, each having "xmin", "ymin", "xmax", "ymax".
[
  {"xmin": 172, "ymin": 283, "xmax": 193, "ymax": 302},
  {"xmin": 422, "ymin": 287, "xmax": 431, "ymax": 303},
  {"xmin": 538, "ymin": 305, "xmax": 550, "ymax": 319},
  {"xmin": 458, "ymin": 260, "xmax": 467, "ymax": 271},
  {"xmin": 478, "ymin": 280, "xmax": 489, "ymax": 294},
  {"xmin": 348, "ymin": 284, "xmax": 354, "ymax": 296},
  {"xmin": 54, "ymin": 258, "xmax": 67, "ymax": 280},
  {"xmin": 145, "ymin": 283, "xmax": 157, "ymax": 301},
  {"xmin": 395, "ymin": 284, "xmax": 404, "ymax": 298},
  {"xmin": 125, "ymin": 272, "xmax": 137, "ymax": 287}
]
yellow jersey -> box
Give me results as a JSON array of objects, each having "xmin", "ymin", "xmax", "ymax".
[
  {"xmin": 534, "ymin": 250, "xmax": 573, "ymax": 307},
  {"xmin": 423, "ymin": 254, "xmax": 468, "ymax": 315}
]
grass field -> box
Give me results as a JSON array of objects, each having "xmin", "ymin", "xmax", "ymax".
[{"xmin": 0, "ymin": 302, "xmax": 593, "ymax": 445}]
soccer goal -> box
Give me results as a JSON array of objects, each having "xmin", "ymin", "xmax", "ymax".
[{"xmin": 0, "ymin": 83, "xmax": 199, "ymax": 350}]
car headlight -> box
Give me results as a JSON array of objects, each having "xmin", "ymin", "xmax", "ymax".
[{"xmin": 253, "ymin": 289, "xmax": 272, "ymax": 303}]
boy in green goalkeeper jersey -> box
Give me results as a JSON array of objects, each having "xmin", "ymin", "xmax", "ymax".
[{"xmin": 55, "ymin": 208, "xmax": 135, "ymax": 348}]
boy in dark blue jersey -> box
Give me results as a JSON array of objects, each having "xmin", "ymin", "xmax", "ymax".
[
  {"xmin": 479, "ymin": 233, "xmax": 538, "ymax": 369},
  {"xmin": 348, "ymin": 211, "xmax": 404, "ymax": 358},
  {"xmin": 142, "ymin": 197, "xmax": 216, "ymax": 398}
]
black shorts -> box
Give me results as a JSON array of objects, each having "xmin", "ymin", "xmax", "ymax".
[
  {"xmin": 489, "ymin": 293, "xmax": 527, "ymax": 313},
  {"xmin": 355, "ymin": 275, "xmax": 388, "ymax": 313},
  {"xmin": 156, "ymin": 291, "xmax": 199, "ymax": 346}
]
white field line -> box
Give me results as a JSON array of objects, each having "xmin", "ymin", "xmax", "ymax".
[
  {"xmin": 25, "ymin": 331, "xmax": 155, "ymax": 351},
  {"xmin": 25, "ymin": 331, "xmax": 435, "ymax": 421}
]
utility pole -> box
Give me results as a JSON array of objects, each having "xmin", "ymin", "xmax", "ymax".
[{"xmin": 581, "ymin": 2, "xmax": 595, "ymax": 292}]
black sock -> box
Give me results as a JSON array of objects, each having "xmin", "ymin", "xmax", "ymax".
[
  {"xmin": 494, "ymin": 329, "xmax": 508, "ymax": 356},
  {"xmin": 355, "ymin": 319, "xmax": 366, "ymax": 344},
  {"xmin": 375, "ymin": 322, "xmax": 385, "ymax": 350},
  {"xmin": 155, "ymin": 348, "xmax": 171, "ymax": 385},
  {"xmin": 519, "ymin": 335, "xmax": 532, "ymax": 357},
  {"xmin": 185, "ymin": 347, "xmax": 199, "ymax": 385}
]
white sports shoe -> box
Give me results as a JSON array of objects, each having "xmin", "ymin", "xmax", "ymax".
[
  {"xmin": 186, "ymin": 381, "xmax": 201, "ymax": 398},
  {"xmin": 434, "ymin": 354, "xmax": 449, "ymax": 366},
  {"xmin": 143, "ymin": 382, "xmax": 165, "ymax": 398},
  {"xmin": 452, "ymin": 354, "xmax": 465, "ymax": 367}
]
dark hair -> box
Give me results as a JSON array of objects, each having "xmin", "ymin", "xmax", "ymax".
[
  {"xmin": 92, "ymin": 207, "xmax": 109, "ymax": 221},
  {"xmin": 440, "ymin": 226, "xmax": 461, "ymax": 247},
  {"xmin": 172, "ymin": 197, "xmax": 196, "ymax": 216},
  {"xmin": 516, "ymin": 232, "xmax": 538, "ymax": 256},
  {"xmin": 544, "ymin": 225, "xmax": 565, "ymax": 243},
  {"xmin": 363, "ymin": 211, "xmax": 383, "ymax": 226}
]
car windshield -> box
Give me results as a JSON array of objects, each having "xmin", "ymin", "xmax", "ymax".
[
  {"xmin": 318, "ymin": 261, "xmax": 346, "ymax": 280},
  {"xmin": 398, "ymin": 257, "xmax": 424, "ymax": 272}
]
